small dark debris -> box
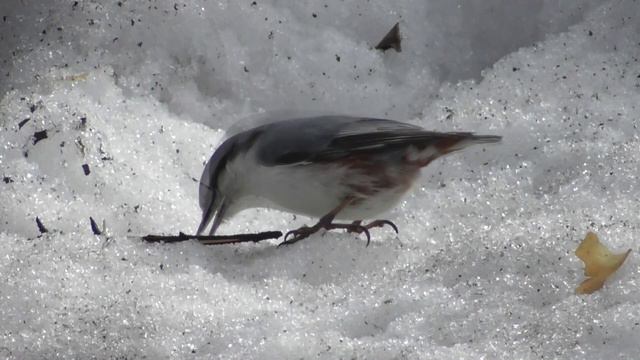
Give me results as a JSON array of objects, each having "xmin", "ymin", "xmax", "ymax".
[
  {"xmin": 335, "ymin": 54, "xmax": 341, "ymax": 62},
  {"xmin": 174, "ymin": 3, "xmax": 178, "ymax": 11},
  {"xmin": 588, "ymin": 30, "xmax": 593, "ymax": 36},
  {"xmin": 375, "ymin": 22, "xmax": 401, "ymax": 52},
  {"xmin": 512, "ymin": 67, "xmax": 519, "ymax": 72},
  {"xmin": 3, "ymin": 16, "xmax": 7, "ymax": 22},
  {"xmin": 72, "ymin": 1, "xmax": 78, "ymax": 9},
  {"xmin": 33, "ymin": 130, "xmax": 48, "ymax": 145},
  {"xmin": 80, "ymin": 116, "xmax": 87, "ymax": 125},
  {"xmin": 3, "ymin": 176, "xmax": 13, "ymax": 184},
  {"xmin": 82, "ymin": 164, "xmax": 91, "ymax": 176},
  {"xmin": 444, "ymin": 107, "xmax": 454, "ymax": 120},
  {"xmin": 29, "ymin": 104, "xmax": 37, "ymax": 113},
  {"xmin": 160, "ymin": 263, "xmax": 164, "ymax": 270},
  {"xmin": 250, "ymin": 1, "xmax": 257, "ymax": 6},
  {"xmin": 75, "ymin": 138, "xmax": 86, "ymax": 155},
  {"xmin": 117, "ymin": 1, "xmax": 122, "ymax": 6},
  {"xmin": 134, "ymin": 205, "xmax": 140, "ymax": 212},
  {"xmin": 243, "ymin": 66, "xmax": 249, "ymax": 73},
  {"xmin": 312, "ymin": 13, "xmax": 317, "ymax": 18},
  {"xmin": 36, "ymin": 217, "xmax": 48, "ymax": 233},
  {"xmin": 18, "ymin": 118, "xmax": 30, "ymax": 129},
  {"xmin": 137, "ymin": 41, "xmax": 143, "ymax": 47},
  {"xmin": 89, "ymin": 217, "xmax": 102, "ymax": 235}
]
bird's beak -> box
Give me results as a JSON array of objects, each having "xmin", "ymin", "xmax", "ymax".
[
  {"xmin": 196, "ymin": 195, "xmax": 228, "ymax": 236},
  {"xmin": 207, "ymin": 198, "xmax": 228, "ymax": 235}
]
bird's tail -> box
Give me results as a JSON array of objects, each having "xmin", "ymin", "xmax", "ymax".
[
  {"xmin": 437, "ymin": 133, "xmax": 502, "ymax": 154},
  {"xmin": 404, "ymin": 132, "xmax": 501, "ymax": 167},
  {"xmin": 466, "ymin": 134, "xmax": 502, "ymax": 144}
]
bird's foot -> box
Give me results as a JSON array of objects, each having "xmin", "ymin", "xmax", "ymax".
[
  {"xmin": 279, "ymin": 219, "xmax": 398, "ymax": 247},
  {"xmin": 337, "ymin": 220, "xmax": 398, "ymax": 246},
  {"xmin": 324, "ymin": 221, "xmax": 372, "ymax": 246}
]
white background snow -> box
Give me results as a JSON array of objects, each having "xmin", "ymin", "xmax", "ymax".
[{"xmin": 1, "ymin": 0, "xmax": 639, "ymax": 359}]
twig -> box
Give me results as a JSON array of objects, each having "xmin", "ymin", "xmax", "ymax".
[{"xmin": 141, "ymin": 231, "xmax": 283, "ymax": 245}]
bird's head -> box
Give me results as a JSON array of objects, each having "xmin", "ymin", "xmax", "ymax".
[
  {"xmin": 196, "ymin": 129, "xmax": 264, "ymax": 235},
  {"xmin": 196, "ymin": 134, "xmax": 241, "ymax": 235}
]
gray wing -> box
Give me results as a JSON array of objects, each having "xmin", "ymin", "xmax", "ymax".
[
  {"xmin": 254, "ymin": 116, "xmax": 495, "ymax": 165},
  {"xmin": 255, "ymin": 116, "xmax": 425, "ymax": 165}
]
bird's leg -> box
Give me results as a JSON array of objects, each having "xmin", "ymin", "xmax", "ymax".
[{"xmin": 280, "ymin": 198, "xmax": 354, "ymax": 246}]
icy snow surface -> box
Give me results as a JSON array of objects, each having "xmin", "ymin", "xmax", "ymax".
[{"xmin": 1, "ymin": 1, "xmax": 639, "ymax": 359}]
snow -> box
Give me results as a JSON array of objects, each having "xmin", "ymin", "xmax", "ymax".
[{"xmin": 1, "ymin": 0, "xmax": 639, "ymax": 358}]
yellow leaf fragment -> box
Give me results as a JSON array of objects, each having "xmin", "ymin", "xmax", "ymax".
[
  {"xmin": 62, "ymin": 73, "xmax": 88, "ymax": 82},
  {"xmin": 575, "ymin": 231, "xmax": 631, "ymax": 294}
]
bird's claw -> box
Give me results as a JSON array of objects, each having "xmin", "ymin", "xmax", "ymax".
[
  {"xmin": 279, "ymin": 226, "xmax": 316, "ymax": 246},
  {"xmin": 342, "ymin": 223, "xmax": 372, "ymax": 247},
  {"xmin": 357, "ymin": 226, "xmax": 372, "ymax": 247},
  {"xmin": 364, "ymin": 219, "xmax": 399, "ymax": 234}
]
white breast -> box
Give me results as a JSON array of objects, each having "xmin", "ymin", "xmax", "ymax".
[{"xmin": 219, "ymin": 151, "xmax": 412, "ymax": 220}]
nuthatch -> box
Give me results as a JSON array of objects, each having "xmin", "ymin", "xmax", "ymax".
[{"xmin": 197, "ymin": 116, "xmax": 500, "ymax": 245}]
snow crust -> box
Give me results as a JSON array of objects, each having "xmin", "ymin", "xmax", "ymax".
[{"xmin": 1, "ymin": 1, "xmax": 639, "ymax": 358}]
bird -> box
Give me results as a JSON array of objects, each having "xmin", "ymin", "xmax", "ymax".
[{"xmin": 197, "ymin": 115, "xmax": 501, "ymax": 246}]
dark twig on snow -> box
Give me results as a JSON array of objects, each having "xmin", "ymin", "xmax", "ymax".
[
  {"xmin": 141, "ymin": 231, "xmax": 283, "ymax": 245},
  {"xmin": 33, "ymin": 130, "xmax": 48, "ymax": 145},
  {"xmin": 35, "ymin": 217, "xmax": 48, "ymax": 233},
  {"xmin": 89, "ymin": 217, "xmax": 102, "ymax": 235}
]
